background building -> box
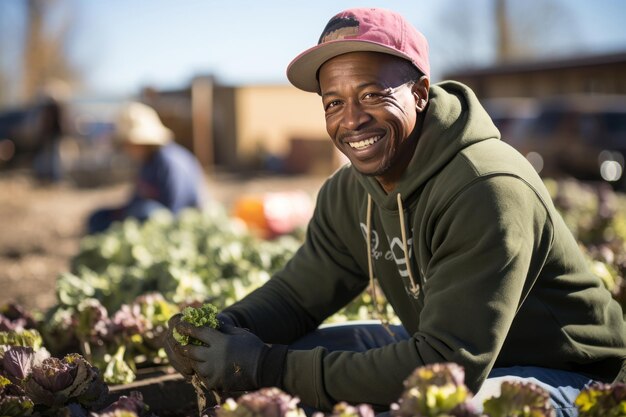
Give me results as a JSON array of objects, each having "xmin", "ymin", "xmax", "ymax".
[
  {"xmin": 140, "ymin": 77, "xmax": 342, "ymax": 176},
  {"xmin": 443, "ymin": 51, "xmax": 626, "ymax": 99}
]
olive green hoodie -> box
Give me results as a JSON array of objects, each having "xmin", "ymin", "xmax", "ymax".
[{"xmin": 224, "ymin": 81, "xmax": 626, "ymax": 410}]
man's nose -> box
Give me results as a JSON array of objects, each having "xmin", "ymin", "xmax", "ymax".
[{"xmin": 341, "ymin": 101, "xmax": 370, "ymax": 130}]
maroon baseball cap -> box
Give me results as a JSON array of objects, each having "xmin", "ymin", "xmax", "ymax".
[{"xmin": 287, "ymin": 7, "xmax": 430, "ymax": 93}]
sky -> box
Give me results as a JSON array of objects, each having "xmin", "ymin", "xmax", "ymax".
[{"xmin": 2, "ymin": 0, "xmax": 626, "ymax": 102}]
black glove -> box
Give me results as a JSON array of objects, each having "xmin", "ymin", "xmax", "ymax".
[
  {"xmin": 162, "ymin": 314, "xmax": 194, "ymax": 378},
  {"xmin": 172, "ymin": 320, "xmax": 287, "ymax": 393},
  {"xmin": 216, "ymin": 312, "xmax": 239, "ymax": 328},
  {"xmin": 163, "ymin": 311, "xmax": 240, "ymax": 378}
]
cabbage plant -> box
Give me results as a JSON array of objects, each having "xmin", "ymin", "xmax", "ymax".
[
  {"xmin": 217, "ymin": 387, "xmax": 306, "ymax": 417},
  {"xmin": 574, "ymin": 382, "xmax": 626, "ymax": 417}
]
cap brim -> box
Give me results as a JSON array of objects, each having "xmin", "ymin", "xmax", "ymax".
[
  {"xmin": 286, "ymin": 39, "xmax": 415, "ymax": 93},
  {"xmin": 117, "ymin": 126, "xmax": 173, "ymax": 146}
]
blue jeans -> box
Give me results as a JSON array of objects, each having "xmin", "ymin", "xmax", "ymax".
[
  {"xmin": 289, "ymin": 321, "xmax": 593, "ymax": 417},
  {"xmin": 471, "ymin": 366, "xmax": 594, "ymax": 417},
  {"xmin": 87, "ymin": 199, "xmax": 167, "ymax": 234},
  {"xmin": 289, "ymin": 320, "xmax": 410, "ymax": 352}
]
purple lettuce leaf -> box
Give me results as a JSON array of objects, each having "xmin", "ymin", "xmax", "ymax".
[
  {"xmin": 0, "ymin": 316, "xmax": 28, "ymax": 332},
  {"xmin": 0, "ymin": 373, "xmax": 27, "ymax": 397},
  {"xmin": 24, "ymin": 353, "xmax": 108, "ymax": 409},
  {"xmin": 0, "ymin": 303, "xmax": 37, "ymax": 331},
  {"xmin": 110, "ymin": 305, "xmax": 149, "ymax": 337},
  {"xmin": 75, "ymin": 300, "xmax": 112, "ymax": 345},
  {"xmin": 482, "ymin": 380, "xmax": 555, "ymax": 417},
  {"xmin": 98, "ymin": 391, "xmax": 148, "ymax": 416},
  {"xmin": 2, "ymin": 346, "xmax": 36, "ymax": 381},
  {"xmin": 217, "ymin": 387, "xmax": 305, "ymax": 417}
]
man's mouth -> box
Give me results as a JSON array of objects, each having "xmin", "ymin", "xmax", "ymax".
[{"xmin": 348, "ymin": 135, "xmax": 381, "ymax": 150}]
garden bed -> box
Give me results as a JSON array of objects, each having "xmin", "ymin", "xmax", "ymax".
[{"xmin": 107, "ymin": 369, "xmax": 198, "ymax": 417}]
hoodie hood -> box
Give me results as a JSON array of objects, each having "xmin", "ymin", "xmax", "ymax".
[{"xmin": 356, "ymin": 81, "xmax": 501, "ymax": 210}]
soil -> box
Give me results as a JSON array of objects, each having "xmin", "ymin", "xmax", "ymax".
[{"xmin": 0, "ymin": 170, "xmax": 326, "ymax": 314}]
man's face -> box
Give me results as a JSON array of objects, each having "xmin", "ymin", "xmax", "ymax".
[
  {"xmin": 123, "ymin": 142, "xmax": 149, "ymax": 161},
  {"xmin": 318, "ymin": 52, "xmax": 426, "ymax": 188}
]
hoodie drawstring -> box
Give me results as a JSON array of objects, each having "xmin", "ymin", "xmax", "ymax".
[
  {"xmin": 396, "ymin": 193, "xmax": 421, "ymax": 298},
  {"xmin": 365, "ymin": 193, "xmax": 421, "ymax": 336},
  {"xmin": 366, "ymin": 194, "xmax": 394, "ymax": 336}
]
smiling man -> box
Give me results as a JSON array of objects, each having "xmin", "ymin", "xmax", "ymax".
[
  {"xmin": 164, "ymin": 8, "xmax": 626, "ymax": 416},
  {"xmin": 319, "ymin": 51, "xmax": 427, "ymax": 192}
]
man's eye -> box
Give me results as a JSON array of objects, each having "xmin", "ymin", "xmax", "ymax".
[
  {"xmin": 363, "ymin": 92, "xmax": 382, "ymax": 100},
  {"xmin": 325, "ymin": 100, "xmax": 340, "ymax": 110}
]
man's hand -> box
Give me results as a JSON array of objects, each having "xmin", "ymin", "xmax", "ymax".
[
  {"xmin": 162, "ymin": 314, "xmax": 194, "ymax": 378},
  {"xmin": 163, "ymin": 311, "xmax": 239, "ymax": 378},
  {"xmin": 172, "ymin": 321, "xmax": 275, "ymax": 393},
  {"xmin": 216, "ymin": 312, "xmax": 238, "ymax": 328}
]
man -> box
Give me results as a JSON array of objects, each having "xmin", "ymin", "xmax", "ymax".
[
  {"xmin": 87, "ymin": 102, "xmax": 206, "ymax": 233},
  {"xmin": 165, "ymin": 8, "xmax": 626, "ymax": 416},
  {"xmin": 33, "ymin": 81, "xmax": 68, "ymax": 183}
]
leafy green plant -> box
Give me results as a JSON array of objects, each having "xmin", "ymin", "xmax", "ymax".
[
  {"xmin": 0, "ymin": 303, "xmax": 37, "ymax": 332},
  {"xmin": 392, "ymin": 363, "xmax": 478, "ymax": 417},
  {"xmin": 58, "ymin": 208, "xmax": 300, "ymax": 313},
  {"xmin": 168, "ymin": 302, "xmax": 221, "ymax": 416},
  {"xmin": 173, "ymin": 303, "xmax": 219, "ymax": 346},
  {"xmin": 38, "ymin": 294, "xmax": 179, "ymax": 386},
  {"xmin": 0, "ymin": 391, "xmax": 34, "ymax": 417},
  {"xmin": 102, "ymin": 345, "xmax": 135, "ymax": 386},
  {"xmin": 53, "ymin": 207, "xmax": 374, "ymax": 324},
  {"xmin": 217, "ymin": 387, "xmax": 306, "ymax": 417},
  {"xmin": 23, "ymin": 353, "xmax": 109, "ymax": 410},
  {"xmin": 324, "ymin": 402, "xmax": 375, "ymax": 417},
  {"xmin": 92, "ymin": 391, "xmax": 151, "ymax": 417},
  {"xmin": 482, "ymin": 381, "xmax": 555, "ymax": 417},
  {"xmin": 391, "ymin": 363, "xmax": 561, "ymax": 417},
  {"xmin": 0, "ymin": 329, "xmax": 43, "ymax": 350},
  {"xmin": 0, "ymin": 344, "xmax": 110, "ymax": 416},
  {"xmin": 574, "ymin": 382, "xmax": 626, "ymax": 417}
]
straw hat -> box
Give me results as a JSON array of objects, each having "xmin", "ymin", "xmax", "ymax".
[{"xmin": 115, "ymin": 102, "xmax": 173, "ymax": 146}]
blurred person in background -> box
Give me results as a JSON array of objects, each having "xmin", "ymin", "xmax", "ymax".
[
  {"xmin": 32, "ymin": 80, "xmax": 68, "ymax": 183},
  {"xmin": 87, "ymin": 101, "xmax": 206, "ymax": 234},
  {"xmin": 164, "ymin": 7, "xmax": 626, "ymax": 417}
]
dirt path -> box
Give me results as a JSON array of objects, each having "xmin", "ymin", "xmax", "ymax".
[
  {"xmin": 0, "ymin": 171, "xmax": 325, "ymax": 312},
  {"xmin": 0, "ymin": 173, "xmax": 129, "ymax": 311}
]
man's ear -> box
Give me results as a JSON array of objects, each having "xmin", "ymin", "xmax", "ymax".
[{"xmin": 413, "ymin": 76, "xmax": 430, "ymax": 112}]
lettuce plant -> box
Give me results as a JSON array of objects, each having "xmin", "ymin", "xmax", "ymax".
[
  {"xmin": 482, "ymin": 380, "xmax": 555, "ymax": 417},
  {"xmin": 94, "ymin": 391, "xmax": 151, "ymax": 417},
  {"xmin": 102, "ymin": 345, "xmax": 135, "ymax": 386},
  {"xmin": 75, "ymin": 299, "xmax": 112, "ymax": 346},
  {"xmin": 575, "ymin": 382, "xmax": 626, "ymax": 417},
  {"xmin": 0, "ymin": 392, "xmax": 34, "ymax": 416},
  {"xmin": 22, "ymin": 353, "xmax": 108, "ymax": 410},
  {"xmin": 40, "ymin": 305, "xmax": 78, "ymax": 355},
  {"xmin": 2, "ymin": 346, "xmax": 40, "ymax": 382},
  {"xmin": 0, "ymin": 329, "xmax": 43, "ymax": 350},
  {"xmin": 217, "ymin": 387, "xmax": 306, "ymax": 417},
  {"xmin": 111, "ymin": 292, "xmax": 178, "ymax": 353},
  {"xmin": 172, "ymin": 303, "xmax": 219, "ymax": 346},
  {"xmin": 392, "ymin": 363, "xmax": 478, "ymax": 417},
  {"xmin": 168, "ymin": 302, "xmax": 221, "ymax": 415},
  {"xmin": 321, "ymin": 402, "xmax": 375, "ymax": 417},
  {"xmin": 0, "ymin": 303, "xmax": 37, "ymax": 332}
]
